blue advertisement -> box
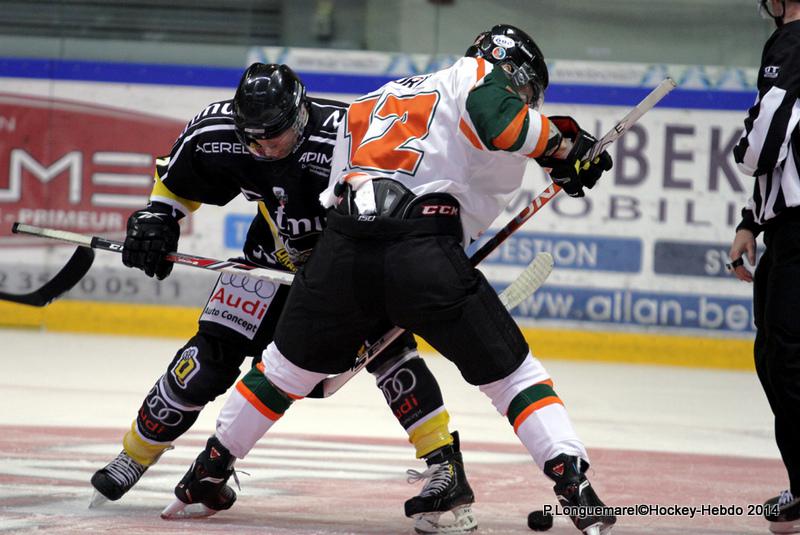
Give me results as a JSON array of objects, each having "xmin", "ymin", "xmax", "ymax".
[
  {"xmin": 224, "ymin": 214, "xmax": 251, "ymax": 250},
  {"xmin": 475, "ymin": 232, "xmax": 642, "ymax": 273},
  {"xmin": 654, "ymin": 240, "xmax": 763, "ymax": 278},
  {"xmin": 495, "ymin": 284, "xmax": 755, "ymax": 333}
]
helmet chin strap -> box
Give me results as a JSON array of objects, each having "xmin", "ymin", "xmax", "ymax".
[{"xmin": 761, "ymin": 0, "xmax": 786, "ymax": 27}]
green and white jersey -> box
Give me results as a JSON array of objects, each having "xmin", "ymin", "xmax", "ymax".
[{"xmin": 321, "ymin": 56, "xmax": 551, "ymax": 243}]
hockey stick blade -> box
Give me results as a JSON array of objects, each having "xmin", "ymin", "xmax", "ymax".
[
  {"xmin": 498, "ymin": 252, "xmax": 553, "ymax": 310},
  {"xmin": 12, "ymin": 222, "xmax": 296, "ymax": 286},
  {"xmin": 0, "ymin": 246, "xmax": 95, "ymax": 306},
  {"xmin": 308, "ymin": 252, "xmax": 554, "ymax": 399}
]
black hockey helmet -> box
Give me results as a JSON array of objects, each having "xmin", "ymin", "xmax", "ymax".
[
  {"xmin": 233, "ymin": 63, "xmax": 307, "ymax": 142},
  {"xmin": 465, "ymin": 24, "xmax": 549, "ymax": 108}
]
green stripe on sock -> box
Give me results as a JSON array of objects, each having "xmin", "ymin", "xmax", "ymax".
[
  {"xmin": 241, "ymin": 367, "xmax": 293, "ymax": 415},
  {"xmin": 506, "ymin": 384, "xmax": 557, "ymax": 426}
]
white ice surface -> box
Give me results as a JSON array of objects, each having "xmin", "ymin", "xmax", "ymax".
[{"xmin": 0, "ymin": 328, "xmax": 778, "ymax": 460}]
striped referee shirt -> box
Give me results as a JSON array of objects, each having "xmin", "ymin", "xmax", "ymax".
[{"xmin": 733, "ymin": 20, "xmax": 800, "ymax": 226}]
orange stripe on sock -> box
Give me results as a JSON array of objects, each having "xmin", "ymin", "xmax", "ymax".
[
  {"xmin": 254, "ymin": 360, "xmax": 304, "ymax": 400},
  {"xmin": 512, "ymin": 396, "xmax": 563, "ymax": 433},
  {"xmin": 235, "ymin": 381, "xmax": 282, "ymax": 421}
]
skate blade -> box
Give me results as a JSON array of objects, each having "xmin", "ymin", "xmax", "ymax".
[
  {"xmin": 88, "ymin": 490, "xmax": 109, "ymax": 509},
  {"xmin": 413, "ymin": 504, "xmax": 477, "ymax": 534},
  {"xmin": 583, "ymin": 523, "xmax": 614, "ymax": 535},
  {"xmin": 769, "ymin": 519, "xmax": 800, "ymax": 534},
  {"xmin": 160, "ymin": 498, "xmax": 218, "ymax": 520}
]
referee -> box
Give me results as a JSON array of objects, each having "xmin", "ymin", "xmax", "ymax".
[{"xmin": 729, "ymin": 1, "xmax": 800, "ymax": 532}]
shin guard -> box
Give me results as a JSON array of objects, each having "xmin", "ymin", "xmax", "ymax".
[
  {"xmin": 479, "ymin": 353, "xmax": 587, "ymax": 469},
  {"xmin": 373, "ymin": 352, "xmax": 452, "ymax": 458}
]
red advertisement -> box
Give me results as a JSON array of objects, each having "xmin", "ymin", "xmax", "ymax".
[{"xmin": 0, "ymin": 93, "xmax": 185, "ymax": 244}]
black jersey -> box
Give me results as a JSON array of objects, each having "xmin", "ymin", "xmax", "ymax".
[
  {"xmin": 150, "ymin": 97, "xmax": 346, "ymax": 271},
  {"xmin": 734, "ymin": 20, "xmax": 800, "ymax": 226}
]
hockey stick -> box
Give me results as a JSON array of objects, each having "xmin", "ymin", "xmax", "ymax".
[
  {"xmin": 307, "ymin": 252, "xmax": 554, "ymax": 399},
  {"xmin": 0, "ymin": 246, "xmax": 95, "ymax": 306},
  {"xmin": 470, "ymin": 77, "xmax": 677, "ymax": 264},
  {"xmin": 308, "ymin": 78, "xmax": 677, "ymax": 398},
  {"xmin": 11, "ymin": 223, "xmax": 296, "ymax": 286}
]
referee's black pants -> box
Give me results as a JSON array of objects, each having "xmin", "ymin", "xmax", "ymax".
[
  {"xmin": 754, "ymin": 219, "xmax": 800, "ymax": 494},
  {"xmin": 273, "ymin": 210, "xmax": 529, "ymax": 386}
]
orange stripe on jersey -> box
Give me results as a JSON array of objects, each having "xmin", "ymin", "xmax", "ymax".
[
  {"xmin": 512, "ymin": 396, "xmax": 564, "ymax": 433},
  {"xmin": 476, "ymin": 57, "xmax": 486, "ymax": 81},
  {"xmin": 526, "ymin": 115, "xmax": 550, "ymax": 158},
  {"xmin": 493, "ymin": 105, "xmax": 528, "ymax": 150},
  {"xmin": 343, "ymin": 172, "xmax": 369, "ymax": 183},
  {"xmin": 235, "ymin": 381, "xmax": 283, "ymax": 421},
  {"xmin": 255, "ymin": 361, "xmax": 303, "ymax": 400},
  {"xmin": 459, "ymin": 118, "xmax": 484, "ymax": 150}
]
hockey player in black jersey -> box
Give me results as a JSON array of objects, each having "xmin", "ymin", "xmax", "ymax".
[{"xmin": 90, "ymin": 63, "xmax": 476, "ymax": 534}]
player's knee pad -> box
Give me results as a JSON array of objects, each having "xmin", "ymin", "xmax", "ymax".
[
  {"xmin": 372, "ymin": 351, "xmax": 445, "ymax": 432},
  {"xmin": 262, "ymin": 342, "xmax": 329, "ymax": 397},
  {"xmin": 136, "ymin": 374, "xmax": 204, "ymax": 443},
  {"xmin": 478, "ymin": 352, "xmax": 553, "ymax": 416},
  {"xmin": 164, "ymin": 332, "xmax": 248, "ymax": 406}
]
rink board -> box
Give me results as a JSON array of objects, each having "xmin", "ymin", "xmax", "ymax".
[
  {"xmin": 0, "ymin": 53, "xmax": 759, "ymax": 368},
  {"xmin": 0, "ymin": 299, "xmax": 753, "ymax": 370}
]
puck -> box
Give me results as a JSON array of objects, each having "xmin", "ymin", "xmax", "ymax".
[{"xmin": 527, "ymin": 509, "xmax": 554, "ymax": 531}]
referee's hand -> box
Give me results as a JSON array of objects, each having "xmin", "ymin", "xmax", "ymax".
[{"xmin": 728, "ymin": 229, "xmax": 756, "ymax": 283}]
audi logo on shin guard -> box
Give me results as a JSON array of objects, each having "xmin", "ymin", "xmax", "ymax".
[{"xmin": 379, "ymin": 368, "xmax": 418, "ymax": 404}]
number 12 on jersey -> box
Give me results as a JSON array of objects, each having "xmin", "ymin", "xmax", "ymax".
[{"xmin": 345, "ymin": 92, "xmax": 440, "ymax": 175}]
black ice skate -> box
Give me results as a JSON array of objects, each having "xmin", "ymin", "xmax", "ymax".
[
  {"xmin": 765, "ymin": 490, "xmax": 800, "ymax": 534},
  {"xmin": 544, "ymin": 453, "xmax": 616, "ymax": 535},
  {"xmin": 161, "ymin": 435, "xmax": 238, "ymax": 519},
  {"xmin": 90, "ymin": 450, "xmax": 149, "ymax": 506},
  {"xmin": 404, "ymin": 431, "xmax": 477, "ymax": 534}
]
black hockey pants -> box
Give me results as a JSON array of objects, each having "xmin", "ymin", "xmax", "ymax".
[
  {"xmin": 754, "ymin": 216, "xmax": 800, "ymax": 494},
  {"xmin": 273, "ymin": 209, "xmax": 529, "ymax": 385}
]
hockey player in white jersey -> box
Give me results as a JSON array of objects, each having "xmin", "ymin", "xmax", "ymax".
[{"xmin": 165, "ymin": 25, "xmax": 616, "ymax": 535}]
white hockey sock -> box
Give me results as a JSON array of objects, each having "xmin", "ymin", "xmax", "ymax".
[
  {"xmin": 515, "ymin": 403, "xmax": 588, "ymax": 470},
  {"xmin": 215, "ymin": 387, "xmax": 277, "ymax": 459},
  {"xmin": 479, "ymin": 351, "xmax": 588, "ymax": 470},
  {"xmin": 215, "ymin": 342, "xmax": 328, "ymax": 459}
]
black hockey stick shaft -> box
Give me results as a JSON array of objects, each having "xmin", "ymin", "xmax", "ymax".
[
  {"xmin": 0, "ymin": 246, "xmax": 95, "ymax": 307},
  {"xmin": 11, "ymin": 223, "xmax": 296, "ymax": 286}
]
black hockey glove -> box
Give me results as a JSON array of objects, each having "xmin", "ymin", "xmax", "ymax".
[
  {"xmin": 536, "ymin": 116, "xmax": 613, "ymax": 198},
  {"xmin": 122, "ymin": 201, "xmax": 181, "ymax": 280}
]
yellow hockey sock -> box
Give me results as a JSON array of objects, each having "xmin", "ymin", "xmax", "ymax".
[
  {"xmin": 122, "ymin": 421, "xmax": 172, "ymax": 466},
  {"xmin": 408, "ymin": 410, "xmax": 453, "ymax": 458}
]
